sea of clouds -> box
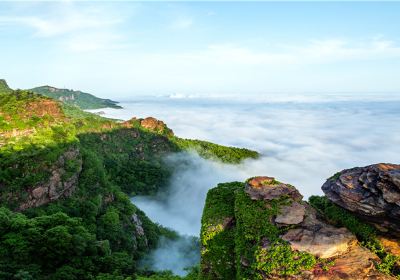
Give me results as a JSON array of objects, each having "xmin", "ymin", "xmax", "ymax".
[{"xmin": 92, "ymin": 93, "xmax": 400, "ymax": 274}]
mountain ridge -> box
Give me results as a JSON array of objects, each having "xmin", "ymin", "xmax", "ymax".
[{"xmin": 29, "ymin": 85, "xmax": 122, "ymax": 110}]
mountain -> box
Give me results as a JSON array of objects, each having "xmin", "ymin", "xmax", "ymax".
[
  {"xmin": 29, "ymin": 85, "xmax": 122, "ymax": 109},
  {"xmin": 0, "ymin": 79, "xmax": 12, "ymax": 93},
  {"xmin": 199, "ymin": 168, "xmax": 400, "ymax": 279},
  {"xmin": 0, "ymin": 81, "xmax": 258, "ymax": 279}
]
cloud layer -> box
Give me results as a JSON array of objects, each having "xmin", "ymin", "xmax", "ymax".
[{"xmin": 105, "ymin": 95, "xmax": 400, "ymax": 238}]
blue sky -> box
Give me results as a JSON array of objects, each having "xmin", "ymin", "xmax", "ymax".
[{"xmin": 0, "ymin": 1, "xmax": 400, "ymax": 97}]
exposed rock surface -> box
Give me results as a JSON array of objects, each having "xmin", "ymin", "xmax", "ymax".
[
  {"xmin": 200, "ymin": 176, "xmax": 394, "ymax": 280},
  {"xmin": 310, "ymin": 245, "xmax": 391, "ymax": 280},
  {"xmin": 322, "ymin": 163, "xmax": 400, "ymax": 235},
  {"xmin": 122, "ymin": 117, "xmax": 174, "ymax": 136},
  {"xmin": 18, "ymin": 147, "xmax": 82, "ymax": 210},
  {"xmin": 281, "ymin": 204, "xmax": 356, "ymax": 259},
  {"xmin": 275, "ymin": 201, "xmax": 306, "ymax": 225},
  {"xmin": 246, "ymin": 176, "xmax": 303, "ymax": 201}
]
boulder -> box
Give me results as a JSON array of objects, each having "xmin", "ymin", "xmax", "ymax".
[
  {"xmin": 245, "ymin": 176, "xmax": 303, "ymax": 201},
  {"xmin": 322, "ymin": 163, "xmax": 400, "ymax": 235}
]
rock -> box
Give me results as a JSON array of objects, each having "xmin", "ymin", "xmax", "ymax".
[
  {"xmin": 378, "ymin": 236, "xmax": 400, "ymax": 256},
  {"xmin": 140, "ymin": 117, "xmax": 174, "ymax": 136},
  {"xmin": 245, "ymin": 176, "xmax": 303, "ymax": 201},
  {"xmin": 18, "ymin": 147, "xmax": 82, "ymax": 210},
  {"xmin": 275, "ymin": 201, "xmax": 306, "ymax": 225},
  {"xmin": 281, "ymin": 204, "xmax": 356, "ymax": 259},
  {"xmin": 131, "ymin": 213, "xmax": 148, "ymax": 248},
  {"xmin": 311, "ymin": 245, "xmax": 393, "ymax": 280},
  {"xmin": 131, "ymin": 213, "xmax": 145, "ymax": 237},
  {"xmin": 322, "ymin": 163, "xmax": 400, "ymax": 236}
]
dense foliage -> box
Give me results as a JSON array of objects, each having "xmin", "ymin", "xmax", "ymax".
[
  {"xmin": 0, "ymin": 84, "xmax": 259, "ymax": 279},
  {"xmin": 234, "ymin": 189, "xmax": 315, "ymax": 279},
  {"xmin": 200, "ymin": 182, "xmax": 244, "ymax": 279},
  {"xmin": 200, "ymin": 181, "xmax": 316, "ymax": 280},
  {"xmin": 309, "ymin": 196, "xmax": 400, "ymax": 278},
  {"xmin": 0, "ymin": 79, "xmax": 12, "ymax": 94},
  {"xmin": 174, "ymin": 138, "xmax": 259, "ymax": 164},
  {"xmin": 30, "ymin": 86, "xmax": 122, "ymax": 109}
]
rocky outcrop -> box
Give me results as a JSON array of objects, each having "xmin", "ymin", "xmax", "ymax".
[
  {"xmin": 322, "ymin": 163, "xmax": 400, "ymax": 236},
  {"xmin": 200, "ymin": 176, "xmax": 393, "ymax": 280},
  {"xmin": 246, "ymin": 176, "xmax": 303, "ymax": 201},
  {"xmin": 19, "ymin": 147, "xmax": 82, "ymax": 210},
  {"xmin": 281, "ymin": 204, "xmax": 356, "ymax": 259},
  {"xmin": 122, "ymin": 117, "xmax": 174, "ymax": 136}
]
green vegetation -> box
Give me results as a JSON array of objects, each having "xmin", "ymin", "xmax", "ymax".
[
  {"xmin": 309, "ymin": 196, "xmax": 400, "ymax": 278},
  {"xmin": 0, "ymin": 82, "xmax": 260, "ymax": 279},
  {"xmin": 200, "ymin": 181, "xmax": 316, "ymax": 280},
  {"xmin": 234, "ymin": 190, "xmax": 315, "ymax": 279},
  {"xmin": 0, "ymin": 79, "xmax": 12, "ymax": 93},
  {"xmin": 200, "ymin": 182, "xmax": 244, "ymax": 279},
  {"xmin": 30, "ymin": 85, "xmax": 122, "ymax": 109},
  {"xmin": 174, "ymin": 138, "xmax": 259, "ymax": 164},
  {"xmin": 137, "ymin": 267, "xmax": 199, "ymax": 280}
]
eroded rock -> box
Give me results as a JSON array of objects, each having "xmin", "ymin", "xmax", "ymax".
[
  {"xmin": 245, "ymin": 176, "xmax": 303, "ymax": 201},
  {"xmin": 322, "ymin": 163, "xmax": 400, "ymax": 235}
]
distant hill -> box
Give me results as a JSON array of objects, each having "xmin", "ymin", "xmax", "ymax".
[
  {"xmin": 29, "ymin": 85, "xmax": 122, "ymax": 109},
  {"xmin": 0, "ymin": 79, "xmax": 12, "ymax": 93}
]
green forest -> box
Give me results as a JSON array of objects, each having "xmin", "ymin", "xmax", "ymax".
[{"xmin": 0, "ymin": 81, "xmax": 259, "ymax": 279}]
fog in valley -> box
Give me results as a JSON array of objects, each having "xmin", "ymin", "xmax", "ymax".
[{"xmin": 96, "ymin": 94, "xmax": 400, "ymax": 274}]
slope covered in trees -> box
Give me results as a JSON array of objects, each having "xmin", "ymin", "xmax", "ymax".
[
  {"xmin": 30, "ymin": 85, "xmax": 122, "ymax": 109},
  {"xmin": 0, "ymin": 81, "xmax": 259, "ymax": 279}
]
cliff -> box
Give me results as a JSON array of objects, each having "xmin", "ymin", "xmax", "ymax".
[{"xmin": 200, "ymin": 169, "xmax": 400, "ymax": 279}]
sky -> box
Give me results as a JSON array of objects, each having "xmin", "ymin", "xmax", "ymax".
[{"xmin": 1, "ymin": 1, "xmax": 400, "ymax": 97}]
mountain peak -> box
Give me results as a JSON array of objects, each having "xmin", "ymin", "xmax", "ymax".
[{"xmin": 0, "ymin": 79, "xmax": 12, "ymax": 93}]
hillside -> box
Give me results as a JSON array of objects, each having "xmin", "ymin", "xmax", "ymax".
[
  {"xmin": 0, "ymin": 79, "xmax": 12, "ymax": 93},
  {"xmin": 0, "ymin": 82, "xmax": 258, "ymax": 279},
  {"xmin": 30, "ymin": 85, "xmax": 122, "ymax": 109},
  {"xmin": 200, "ymin": 169, "xmax": 400, "ymax": 279}
]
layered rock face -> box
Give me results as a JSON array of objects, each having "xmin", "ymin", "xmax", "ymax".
[
  {"xmin": 200, "ymin": 176, "xmax": 393, "ymax": 280},
  {"xmin": 322, "ymin": 163, "xmax": 400, "ymax": 236}
]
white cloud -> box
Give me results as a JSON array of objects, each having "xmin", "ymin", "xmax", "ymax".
[
  {"xmin": 121, "ymin": 95, "xmax": 400, "ymax": 239},
  {"xmin": 0, "ymin": 11, "xmax": 120, "ymax": 38},
  {"xmin": 0, "ymin": 2, "xmax": 126, "ymax": 52},
  {"xmin": 194, "ymin": 38, "xmax": 400, "ymax": 66}
]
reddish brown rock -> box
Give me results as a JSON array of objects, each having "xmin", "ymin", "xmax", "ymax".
[
  {"xmin": 245, "ymin": 176, "xmax": 303, "ymax": 201},
  {"xmin": 140, "ymin": 117, "xmax": 174, "ymax": 136},
  {"xmin": 378, "ymin": 236, "xmax": 400, "ymax": 256},
  {"xmin": 322, "ymin": 163, "xmax": 400, "ymax": 236}
]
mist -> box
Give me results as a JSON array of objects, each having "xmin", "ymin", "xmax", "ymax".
[
  {"xmin": 97, "ymin": 94, "xmax": 400, "ymax": 274},
  {"xmin": 138, "ymin": 236, "xmax": 200, "ymax": 276}
]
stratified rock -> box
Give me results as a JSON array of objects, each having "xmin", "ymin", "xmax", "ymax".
[
  {"xmin": 311, "ymin": 245, "xmax": 392, "ymax": 280},
  {"xmin": 322, "ymin": 163, "xmax": 400, "ymax": 235},
  {"xmin": 245, "ymin": 176, "xmax": 303, "ymax": 201}
]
